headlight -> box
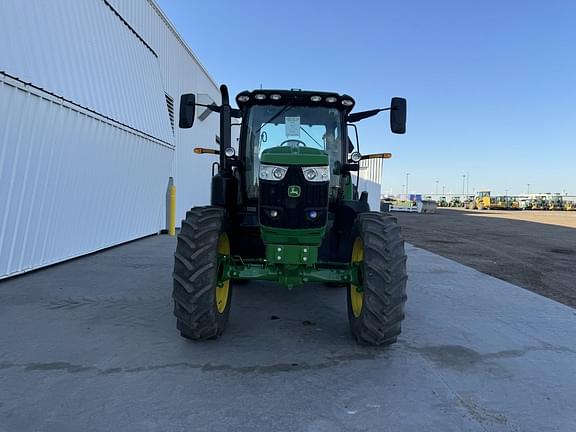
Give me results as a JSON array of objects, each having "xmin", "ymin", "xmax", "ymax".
[
  {"xmin": 259, "ymin": 164, "xmax": 287, "ymax": 181},
  {"xmin": 302, "ymin": 166, "xmax": 330, "ymax": 182}
]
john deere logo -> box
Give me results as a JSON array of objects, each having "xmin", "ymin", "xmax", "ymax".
[{"xmin": 288, "ymin": 185, "xmax": 301, "ymax": 198}]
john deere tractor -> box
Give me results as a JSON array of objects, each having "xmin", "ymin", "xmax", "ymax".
[{"xmin": 173, "ymin": 85, "xmax": 408, "ymax": 346}]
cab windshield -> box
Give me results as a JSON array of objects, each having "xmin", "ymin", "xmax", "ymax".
[{"xmin": 244, "ymin": 105, "xmax": 343, "ymax": 199}]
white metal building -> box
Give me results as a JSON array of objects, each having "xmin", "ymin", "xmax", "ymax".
[{"xmin": 0, "ymin": 0, "xmax": 221, "ymax": 278}]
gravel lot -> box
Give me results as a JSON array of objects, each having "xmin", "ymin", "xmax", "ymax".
[{"xmin": 394, "ymin": 208, "xmax": 576, "ymax": 307}]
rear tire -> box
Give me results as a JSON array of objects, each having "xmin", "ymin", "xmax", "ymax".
[
  {"xmin": 172, "ymin": 206, "xmax": 232, "ymax": 340},
  {"xmin": 347, "ymin": 212, "xmax": 408, "ymax": 346}
]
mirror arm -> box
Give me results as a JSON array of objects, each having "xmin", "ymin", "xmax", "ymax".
[
  {"xmin": 348, "ymin": 107, "xmax": 391, "ymax": 123},
  {"xmin": 198, "ymin": 104, "xmax": 241, "ymax": 118}
]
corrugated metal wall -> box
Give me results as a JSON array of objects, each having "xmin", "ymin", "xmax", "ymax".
[
  {"xmin": 0, "ymin": 0, "xmax": 220, "ymax": 278},
  {"xmin": 0, "ymin": 76, "xmax": 173, "ymax": 277},
  {"xmin": 0, "ymin": 0, "xmax": 173, "ymax": 144},
  {"xmin": 107, "ymin": 0, "xmax": 223, "ymax": 220}
]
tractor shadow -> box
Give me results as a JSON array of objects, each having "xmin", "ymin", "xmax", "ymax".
[
  {"xmin": 231, "ymin": 281, "xmax": 349, "ymax": 335},
  {"xmin": 190, "ymin": 281, "xmax": 393, "ymax": 371}
]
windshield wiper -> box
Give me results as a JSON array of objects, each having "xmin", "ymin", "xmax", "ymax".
[
  {"xmin": 254, "ymin": 103, "xmax": 296, "ymax": 135},
  {"xmin": 299, "ymin": 127, "xmax": 323, "ymax": 148}
]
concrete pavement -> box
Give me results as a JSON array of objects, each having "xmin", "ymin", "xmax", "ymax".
[{"xmin": 1, "ymin": 235, "xmax": 575, "ymax": 432}]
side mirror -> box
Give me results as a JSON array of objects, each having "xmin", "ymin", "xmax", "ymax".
[
  {"xmin": 179, "ymin": 93, "xmax": 196, "ymax": 128},
  {"xmin": 390, "ymin": 97, "xmax": 406, "ymax": 134}
]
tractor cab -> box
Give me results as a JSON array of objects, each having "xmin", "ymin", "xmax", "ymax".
[{"xmin": 235, "ymin": 90, "xmax": 354, "ymax": 205}]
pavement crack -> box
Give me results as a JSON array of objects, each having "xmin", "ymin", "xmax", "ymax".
[
  {"xmin": 0, "ymin": 361, "xmax": 98, "ymax": 374},
  {"xmin": 44, "ymin": 296, "xmax": 166, "ymax": 310},
  {"xmin": 0, "ymin": 351, "xmax": 381, "ymax": 376},
  {"xmin": 458, "ymin": 397, "xmax": 509, "ymax": 426}
]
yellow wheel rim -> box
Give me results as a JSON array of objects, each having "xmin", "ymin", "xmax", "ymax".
[
  {"xmin": 216, "ymin": 232, "xmax": 230, "ymax": 314},
  {"xmin": 350, "ymin": 237, "xmax": 364, "ymax": 318}
]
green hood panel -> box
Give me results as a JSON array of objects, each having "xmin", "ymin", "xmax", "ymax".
[{"xmin": 261, "ymin": 146, "xmax": 329, "ymax": 166}]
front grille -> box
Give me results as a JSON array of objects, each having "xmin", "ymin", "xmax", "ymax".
[{"xmin": 259, "ymin": 166, "xmax": 328, "ymax": 229}]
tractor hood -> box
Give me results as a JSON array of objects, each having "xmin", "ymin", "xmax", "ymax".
[{"xmin": 261, "ymin": 146, "xmax": 329, "ymax": 166}]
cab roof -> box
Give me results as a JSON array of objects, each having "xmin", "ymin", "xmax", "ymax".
[{"xmin": 235, "ymin": 89, "xmax": 355, "ymax": 112}]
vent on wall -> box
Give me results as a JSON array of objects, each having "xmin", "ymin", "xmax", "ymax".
[{"xmin": 165, "ymin": 93, "xmax": 174, "ymax": 135}]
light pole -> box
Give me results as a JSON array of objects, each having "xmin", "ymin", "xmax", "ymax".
[
  {"xmin": 442, "ymin": 185, "xmax": 445, "ymax": 196},
  {"xmin": 406, "ymin": 173, "xmax": 410, "ymax": 198},
  {"xmin": 435, "ymin": 180, "xmax": 439, "ymax": 196},
  {"xmin": 466, "ymin": 172, "xmax": 469, "ymax": 196},
  {"xmin": 462, "ymin": 174, "xmax": 466, "ymax": 196},
  {"xmin": 527, "ymin": 183, "xmax": 531, "ymax": 194}
]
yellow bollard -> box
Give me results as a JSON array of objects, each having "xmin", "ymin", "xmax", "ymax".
[{"xmin": 168, "ymin": 178, "xmax": 176, "ymax": 236}]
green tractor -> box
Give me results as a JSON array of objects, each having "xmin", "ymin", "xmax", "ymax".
[{"xmin": 174, "ymin": 85, "xmax": 408, "ymax": 346}]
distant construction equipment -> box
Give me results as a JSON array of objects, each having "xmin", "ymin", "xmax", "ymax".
[
  {"xmin": 395, "ymin": 192, "xmax": 576, "ymax": 212},
  {"xmin": 467, "ymin": 191, "xmax": 574, "ymax": 211}
]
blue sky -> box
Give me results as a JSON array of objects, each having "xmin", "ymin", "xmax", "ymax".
[{"xmin": 157, "ymin": 0, "xmax": 576, "ymax": 196}]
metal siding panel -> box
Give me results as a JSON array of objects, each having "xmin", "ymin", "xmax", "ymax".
[
  {"xmin": 0, "ymin": 78, "xmax": 173, "ymax": 278},
  {"xmin": 0, "ymin": 0, "xmax": 172, "ymax": 144},
  {"xmin": 107, "ymin": 0, "xmax": 219, "ymax": 93},
  {"xmin": 0, "ymin": 86, "xmax": 26, "ymax": 275}
]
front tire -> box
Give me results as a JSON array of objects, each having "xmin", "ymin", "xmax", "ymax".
[
  {"xmin": 172, "ymin": 206, "xmax": 232, "ymax": 340},
  {"xmin": 347, "ymin": 213, "xmax": 408, "ymax": 346}
]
